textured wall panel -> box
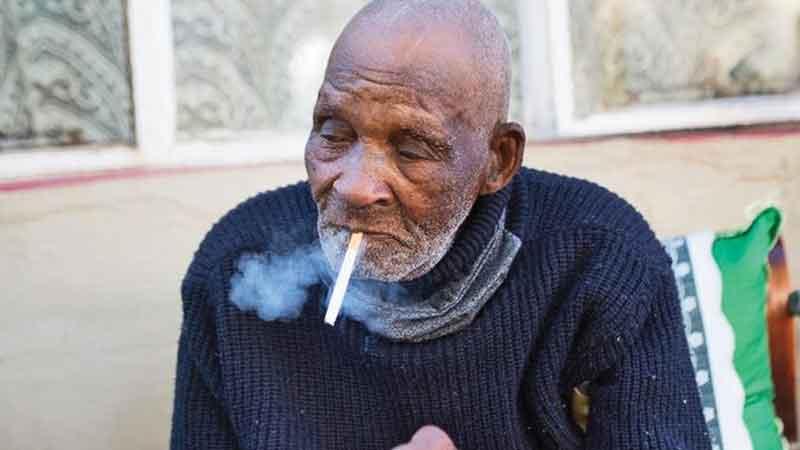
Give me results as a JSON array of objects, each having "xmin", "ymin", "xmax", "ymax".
[
  {"xmin": 0, "ymin": 0, "xmax": 134, "ymax": 150},
  {"xmin": 570, "ymin": 0, "xmax": 800, "ymax": 117}
]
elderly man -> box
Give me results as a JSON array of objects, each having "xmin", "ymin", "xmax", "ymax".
[{"xmin": 170, "ymin": 1, "xmax": 710, "ymax": 449}]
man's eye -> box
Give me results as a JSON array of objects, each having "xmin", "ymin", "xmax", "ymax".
[
  {"xmin": 320, "ymin": 133, "xmax": 352, "ymax": 144},
  {"xmin": 318, "ymin": 118, "xmax": 355, "ymax": 145},
  {"xmin": 397, "ymin": 146, "xmax": 428, "ymax": 161},
  {"xmin": 395, "ymin": 137, "xmax": 439, "ymax": 162},
  {"xmin": 393, "ymin": 131, "xmax": 446, "ymax": 163}
]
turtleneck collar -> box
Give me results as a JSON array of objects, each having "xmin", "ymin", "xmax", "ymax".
[{"xmin": 344, "ymin": 180, "xmax": 515, "ymax": 300}]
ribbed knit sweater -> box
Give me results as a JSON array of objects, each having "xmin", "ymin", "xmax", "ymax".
[{"xmin": 170, "ymin": 167, "xmax": 711, "ymax": 450}]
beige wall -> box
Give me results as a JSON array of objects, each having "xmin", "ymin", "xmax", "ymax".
[
  {"xmin": 527, "ymin": 133, "xmax": 800, "ymax": 281},
  {"xmin": 0, "ymin": 132, "xmax": 797, "ymax": 449}
]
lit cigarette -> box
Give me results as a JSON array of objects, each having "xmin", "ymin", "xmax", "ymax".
[{"xmin": 324, "ymin": 232, "xmax": 364, "ymax": 326}]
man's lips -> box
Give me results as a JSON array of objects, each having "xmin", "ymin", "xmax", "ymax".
[
  {"xmin": 338, "ymin": 226, "xmax": 397, "ymax": 239},
  {"xmin": 323, "ymin": 221, "xmax": 409, "ymax": 245}
]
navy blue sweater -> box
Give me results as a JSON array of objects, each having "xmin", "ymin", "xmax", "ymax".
[{"xmin": 170, "ymin": 168, "xmax": 710, "ymax": 450}]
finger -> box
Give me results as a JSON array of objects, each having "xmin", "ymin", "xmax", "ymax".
[
  {"xmin": 390, "ymin": 445, "xmax": 414, "ymax": 450},
  {"xmin": 409, "ymin": 426, "xmax": 456, "ymax": 450}
]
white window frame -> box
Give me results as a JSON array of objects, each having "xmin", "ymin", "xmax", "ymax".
[{"xmin": 525, "ymin": 0, "xmax": 800, "ymax": 140}]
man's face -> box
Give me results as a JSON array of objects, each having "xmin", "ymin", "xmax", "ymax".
[{"xmin": 305, "ymin": 25, "xmax": 490, "ymax": 282}]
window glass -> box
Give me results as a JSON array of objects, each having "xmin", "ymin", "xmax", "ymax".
[
  {"xmin": 172, "ymin": 0, "xmax": 522, "ymax": 140},
  {"xmin": 0, "ymin": 0, "xmax": 134, "ymax": 151}
]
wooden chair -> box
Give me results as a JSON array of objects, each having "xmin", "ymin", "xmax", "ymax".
[{"xmin": 767, "ymin": 238, "xmax": 799, "ymax": 444}]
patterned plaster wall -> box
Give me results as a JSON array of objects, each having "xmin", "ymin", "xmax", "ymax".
[
  {"xmin": 570, "ymin": 0, "xmax": 800, "ymax": 117},
  {"xmin": 171, "ymin": 0, "xmax": 522, "ymax": 140},
  {"xmin": 0, "ymin": 0, "xmax": 134, "ymax": 150}
]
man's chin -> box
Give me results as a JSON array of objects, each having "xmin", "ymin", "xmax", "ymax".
[
  {"xmin": 348, "ymin": 253, "xmax": 423, "ymax": 283},
  {"xmin": 320, "ymin": 230, "xmax": 418, "ymax": 282},
  {"xmin": 317, "ymin": 222, "xmax": 452, "ymax": 283},
  {"xmin": 321, "ymin": 243, "xmax": 430, "ymax": 283},
  {"xmin": 350, "ymin": 263, "xmax": 412, "ymax": 283}
]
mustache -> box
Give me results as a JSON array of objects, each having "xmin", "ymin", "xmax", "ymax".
[{"xmin": 317, "ymin": 197, "xmax": 416, "ymax": 244}]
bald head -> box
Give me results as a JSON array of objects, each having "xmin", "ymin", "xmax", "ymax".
[{"xmin": 326, "ymin": 0, "xmax": 512, "ymax": 133}]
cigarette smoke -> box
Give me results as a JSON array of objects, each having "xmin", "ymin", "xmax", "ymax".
[
  {"xmin": 228, "ymin": 242, "xmax": 413, "ymax": 328},
  {"xmin": 229, "ymin": 244, "xmax": 328, "ymax": 322}
]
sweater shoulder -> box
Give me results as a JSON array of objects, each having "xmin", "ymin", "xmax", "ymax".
[
  {"xmin": 515, "ymin": 169, "xmax": 678, "ymax": 366},
  {"xmin": 180, "ymin": 181, "xmax": 317, "ymax": 306},
  {"xmin": 516, "ymin": 167, "xmax": 669, "ymax": 268},
  {"xmin": 174, "ymin": 183, "xmax": 315, "ymax": 399}
]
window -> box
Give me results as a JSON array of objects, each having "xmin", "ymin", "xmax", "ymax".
[
  {"xmin": 0, "ymin": 0, "xmax": 134, "ymax": 151},
  {"xmin": 530, "ymin": 0, "xmax": 800, "ymax": 138},
  {"xmin": 1, "ymin": 0, "xmax": 798, "ymax": 180}
]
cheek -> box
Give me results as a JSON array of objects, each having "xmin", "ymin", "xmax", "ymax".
[
  {"xmin": 305, "ymin": 147, "xmax": 340, "ymax": 199},
  {"xmin": 396, "ymin": 161, "xmax": 480, "ymax": 226}
]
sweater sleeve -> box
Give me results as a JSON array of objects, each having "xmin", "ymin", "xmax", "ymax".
[
  {"xmin": 169, "ymin": 183, "xmax": 316, "ymax": 449},
  {"xmin": 581, "ymin": 269, "xmax": 711, "ymax": 450},
  {"xmin": 170, "ymin": 255, "xmax": 241, "ymax": 450},
  {"xmin": 170, "ymin": 323, "xmax": 240, "ymax": 450}
]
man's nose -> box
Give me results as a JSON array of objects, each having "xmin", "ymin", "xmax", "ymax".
[{"xmin": 333, "ymin": 146, "xmax": 393, "ymax": 209}]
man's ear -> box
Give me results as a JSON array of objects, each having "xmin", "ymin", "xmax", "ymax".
[{"xmin": 480, "ymin": 122, "xmax": 526, "ymax": 195}]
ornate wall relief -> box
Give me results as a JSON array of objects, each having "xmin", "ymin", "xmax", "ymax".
[
  {"xmin": 0, "ymin": 0, "xmax": 134, "ymax": 150},
  {"xmin": 172, "ymin": 0, "xmax": 522, "ymax": 140}
]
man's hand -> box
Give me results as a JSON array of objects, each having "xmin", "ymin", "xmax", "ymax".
[{"xmin": 391, "ymin": 426, "xmax": 456, "ymax": 450}]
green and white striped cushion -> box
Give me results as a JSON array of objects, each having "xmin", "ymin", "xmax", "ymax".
[{"xmin": 663, "ymin": 207, "xmax": 784, "ymax": 450}]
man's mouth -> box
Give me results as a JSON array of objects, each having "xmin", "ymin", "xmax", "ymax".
[
  {"xmin": 323, "ymin": 221, "xmax": 412, "ymax": 249},
  {"xmin": 324, "ymin": 220, "xmax": 390, "ymax": 237},
  {"xmin": 347, "ymin": 227, "xmax": 396, "ymax": 239}
]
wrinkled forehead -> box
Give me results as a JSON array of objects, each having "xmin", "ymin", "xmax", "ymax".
[
  {"xmin": 323, "ymin": 21, "xmax": 482, "ymax": 124},
  {"xmin": 315, "ymin": 75, "xmax": 452, "ymax": 141}
]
